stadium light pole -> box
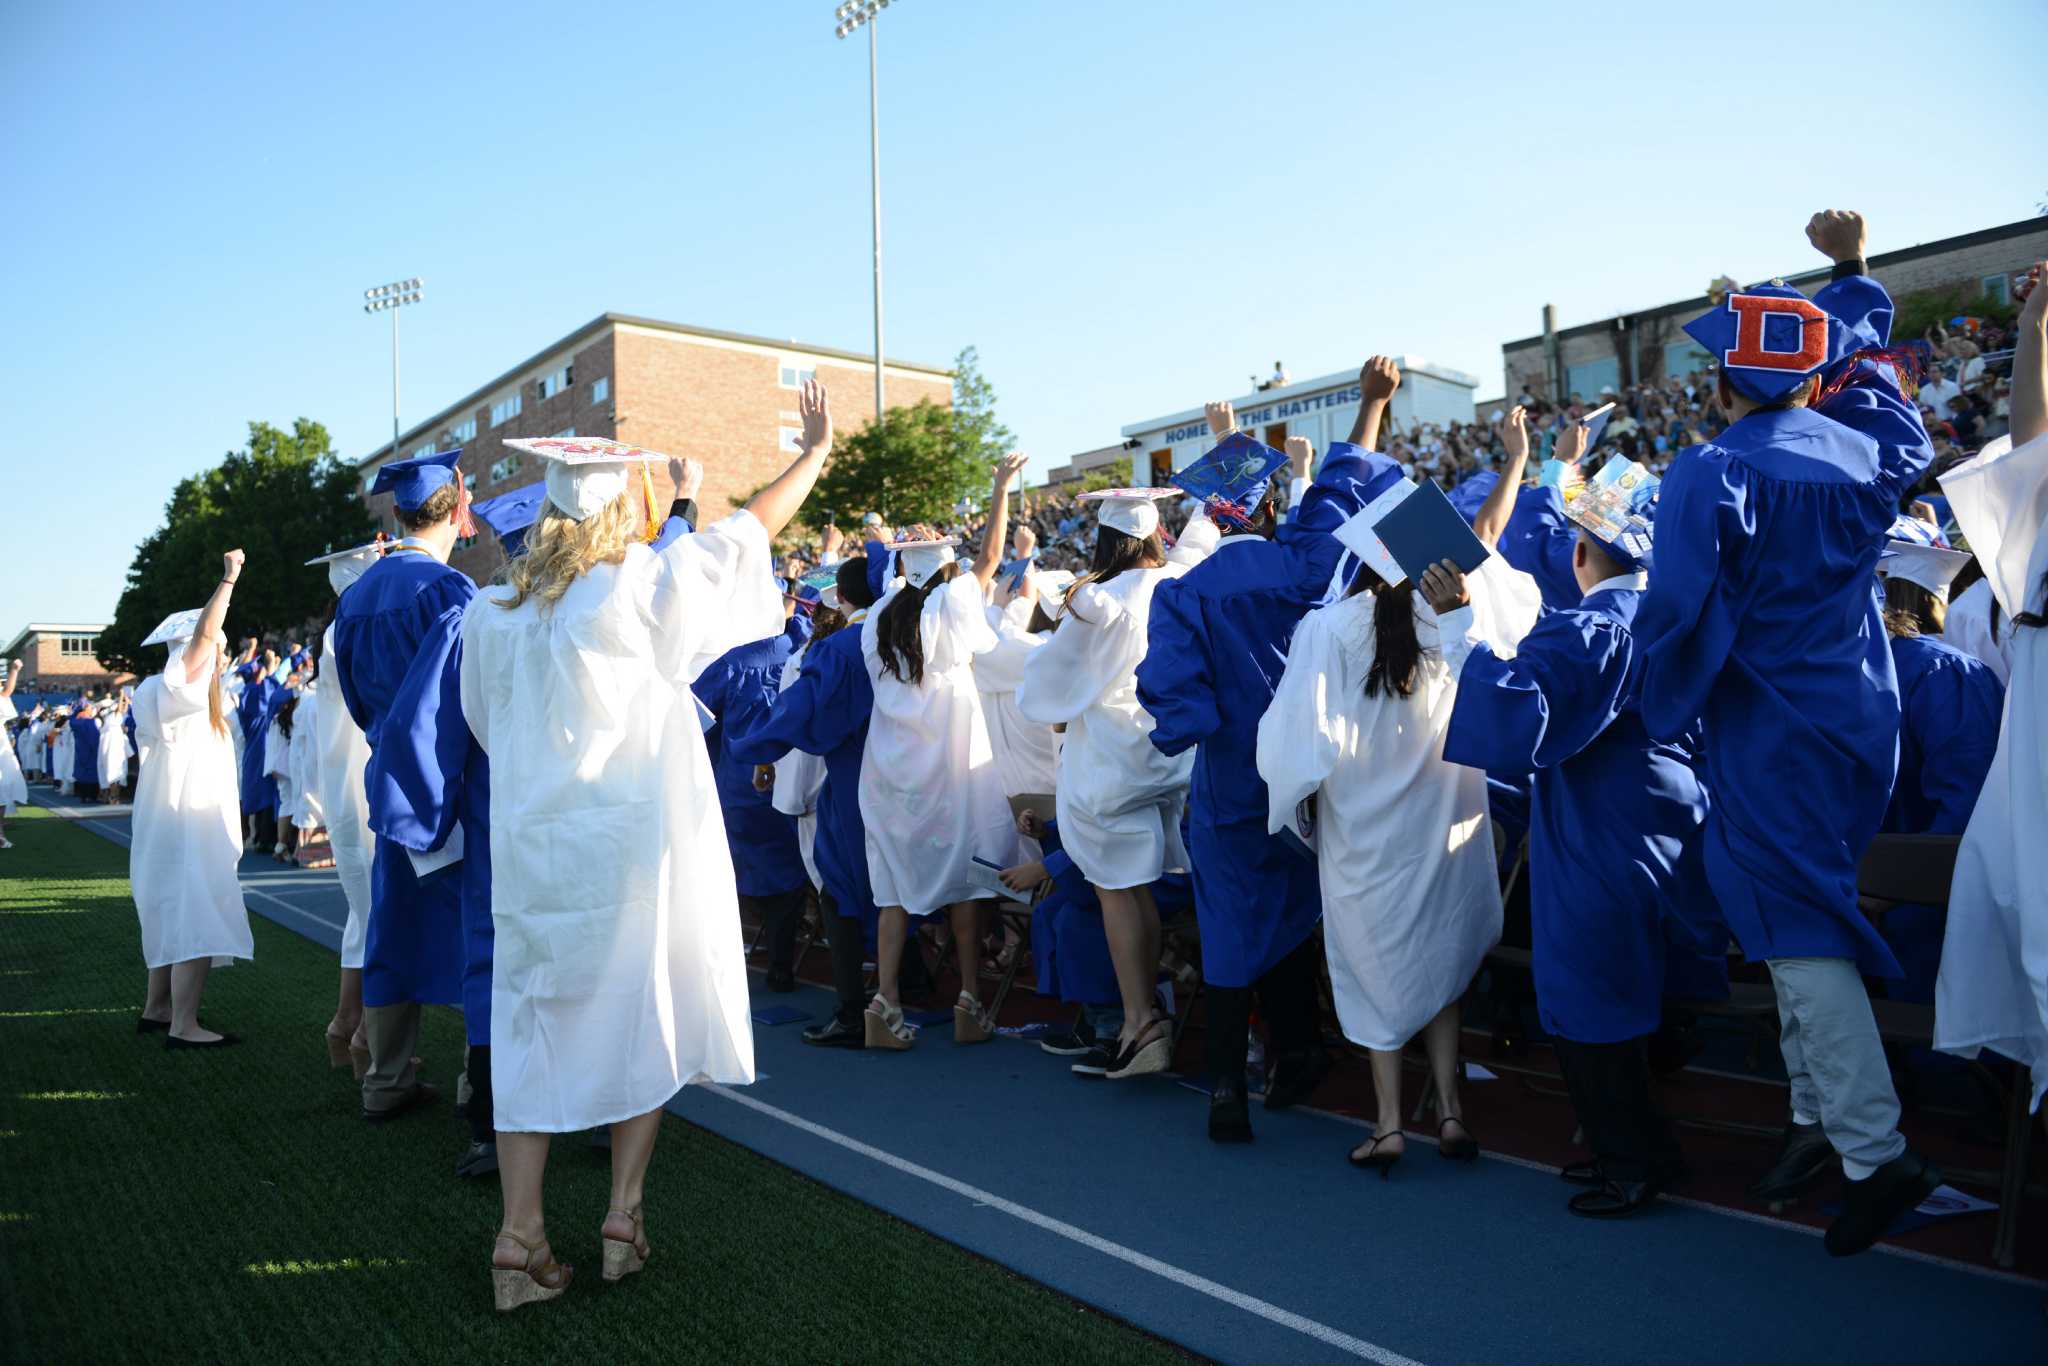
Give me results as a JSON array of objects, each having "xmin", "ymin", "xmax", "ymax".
[
  {"xmin": 834, "ymin": 1, "xmax": 895, "ymax": 428},
  {"xmin": 363, "ymin": 277, "xmax": 425, "ymax": 463}
]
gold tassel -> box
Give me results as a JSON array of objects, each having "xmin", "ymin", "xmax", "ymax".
[{"xmin": 641, "ymin": 461, "xmax": 661, "ymax": 543}]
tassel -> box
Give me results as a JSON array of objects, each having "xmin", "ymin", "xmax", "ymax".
[{"xmin": 640, "ymin": 462, "xmax": 662, "ymax": 543}]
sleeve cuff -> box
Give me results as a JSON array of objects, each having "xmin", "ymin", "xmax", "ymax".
[
  {"xmin": 668, "ymin": 498, "xmax": 697, "ymax": 530},
  {"xmin": 1830, "ymin": 257, "xmax": 1867, "ymax": 282}
]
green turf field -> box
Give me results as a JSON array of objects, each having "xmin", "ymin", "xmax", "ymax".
[{"xmin": 0, "ymin": 805, "xmax": 1192, "ymax": 1364}]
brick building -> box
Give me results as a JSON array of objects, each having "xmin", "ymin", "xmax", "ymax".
[
  {"xmin": 2, "ymin": 623, "xmax": 132, "ymax": 696},
  {"xmin": 1499, "ymin": 216, "xmax": 2048, "ymax": 404},
  {"xmin": 359, "ymin": 314, "xmax": 954, "ymax": 583}
]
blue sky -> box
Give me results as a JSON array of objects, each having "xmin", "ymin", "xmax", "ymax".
[{"xmin": 4, "ymin": 0, "xmax": 2043, "ymax": 637}]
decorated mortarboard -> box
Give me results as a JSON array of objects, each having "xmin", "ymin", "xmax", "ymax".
[
  {"xmin": 1334, "ymin": 476, "xmax": 1420, "ymax": 585},
  {"xmin": 1172, "ymin": 433, "xmax": 1287, "ymax": 528},
  {"xmin": 1878, "ymin": 540, "xmax": 1972, "ymax": 601},
  {"xmin": 141, "ymin": 608, "xmax": 205, "ymax": 647},
  {"xmin": 1562, "ymin": 454, "xmax": 1660, "ymax": 569},
  {"xmin": 1537, "ymin": 459, "xmax": 1586, "ymax": 497},
  {"xmin": 1883, "ymin": 513, "xmax": 1949, "ymax": 549},
  {"xmin": 305, "ymin": 540, "xmax": 386, "ymax": 594},
  {"xmin": 1078, "ymin": 487, "xmax": 1181, "ymax": 541},
  {"xmin": 472, "ymin": 482, "xmax": 547, "ymax": 556},
  {"xmin": 892, "ymin": 538, "xmax": 959, "ymax": 589},
  {"xmin": 369, "ymin": 448, "xmax": 464, "ymax": 512},
  {"xmin": 501, "ymin": 436, "xmax": 671, "ymax": 523},
  {"xmin": 1680, "ymin": 280, "xmax": 1850, "ymax": 405},
  {"xmin": 1446, "ymin": 471, "xmax": 1498, "ymax": 527}
]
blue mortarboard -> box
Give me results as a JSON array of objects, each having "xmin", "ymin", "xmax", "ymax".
[
  {"xmin": 1172, "ymin": 432, "xmax": 1288, "ymax": 527},
  {"xmin": 1561, "ymin": 454, "xmax": 1659, "ymax": 570},
  {"xmin": 1446, "ymin": 471, "xmax": 1498, "ymax": 526},
  {"xmin": 1680, "ymin": 282, "xmax": 1848, "ymax": 405},
  {"xmin": 369, "ymin": 447, "xmax": 464, "ymax": 511},
  {"xmin": 472, "ymin": 481, "xmax": 545, "ymax": 556},
  {"xmin": 1883, "ymin": 513, "xmax": 1948, "ymax": 549}
]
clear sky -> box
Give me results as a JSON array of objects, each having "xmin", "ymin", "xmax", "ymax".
[{"xmin": 4, "ymin": 0, "xmax": 2043, "ymax": 639}]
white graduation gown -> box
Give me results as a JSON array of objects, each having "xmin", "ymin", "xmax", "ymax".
[
  {"xmin": 19, "ymin": 719, "xmax": 42, "ymax": 778},
  {"xmin": 1936, "ymin": 431, "xmax": 2048, "ymax": 1108},
  {"xmin": 286, "ymin": 690, "xmax": 325, "ymax": 832},
  {"xmin": 1943, "ymin": 578, "xmax": 2014, "ymax": 686},
  {"xmin": 1015, "ymin": 525, "xmax": 1217, "ymax": 889},
  {"xmin": 97, "ymin": 709, "xmax": 127, "ymax": 791},
  {"xmin": 770, "ymin": 643, "xmax": 829, "ymax": 890},
  {"xmin": 0, "ymin": 698, "xmax": 25, "ymax": 811},
  {"xmin": 314, "ymin": 626, "xmax": 374, "ymax": 969},
  {"xmin": 859, "ymin": 572, "xmax": 1023, "ymax": 914},
  {"xmin": 460, "ymin": 510, "xmax": 781, "ymax": 1133},
  {"xmin": 1256, "ymin": 559, "xmax": 1540, "ymax": 1051},
  {"xmin": 263, "ymin": 719, "xmax": 297, "ymax": 827},
  {"xmin": 53, "ymin": 725, "xmax": 73, "ymax": 792},
  {"xmin": 129, "ymin": 644, "xmax": 253, "ymax": 967},
  {"xmin": 973, "ymin": 599, "xmax": 1060, "ymax": 800}
]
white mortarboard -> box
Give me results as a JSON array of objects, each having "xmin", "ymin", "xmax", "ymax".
[
  {"xmin": 818, "ymin": 584, "xmax": 844, "ymax": 613},
  {"xmin": 894, "ymin": 538, "xmax": 958, "ymax": 589},
  {"xmin": 1078, "ymin": 487, "xmax": 1180, "ymax": 540},
  {"xmin": 1035, "ymin": 569, "xmax": 1079, "ymax": 619},
  {"xmin": 306, "ymin": 541, "xmax": 385, "ymax": 594},
  {"xmin": 141, "ymin": 608, "xmax": 204, "ymax": 647},
  {"xmin": 1332, "ymin": 478, "xmax": 1420, "ymax": 586},
  {"xmin": 1879, "ymin": 541, "xmax": 1974, "ymax": 601},
  {"xmin": 503, "ymin": 436, "xmax": 671, "ymax": 521}
]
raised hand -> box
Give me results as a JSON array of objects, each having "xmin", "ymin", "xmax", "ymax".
[
  {"xmin": 668, "ymin": 455, "xmax": 704, "ymax": 502},
  {"xmin": 2019, "ymin": 260, "xmax": 2046, "ymax": 328},
  {"xmin": 1360, "ymin": 356, "xmax": 1401, "ymax": 403},
  {"xmin": 1419, "ymin": 559, "xmax": 1470, "ymax": 614},
  {"xmin": 1285, "ymin": 435, "xmax": 1315, "ymax": 479},
  {"xmin": 797, "ymin": 378, "xmax": 833, "ymax": 456},
  {"xmin": 1204, "ymin": 400, "xmax": 1236, "ymax": 438},
  {"xmin": 1553, "ymin": 416, "xmax": 1590, "ymax": 467},
  {"xmin": 994, "ymin": 451, "xmax": 1029, "ymax": 491},
  {"xmin": 1805, "ymin": 209, "xmax": 1866, "ymax": 264},
  {"xmin": 821, "ymin": 523, "xmax": 846, "ymax": 557},
  {"xmin": 1012, "ymin": 524, "xmax": 1038, "ymax": 557},
  {"xmin": 222, "ymin": 549, "xmax": 246, "ymax": 581},
  {"xmin": 1502, "ymin": 406, "xmax": 1531, "ymax": 464}
]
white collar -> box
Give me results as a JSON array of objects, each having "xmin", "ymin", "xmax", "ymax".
[
  {"xmin": 846, "ymin": 608, "xmax": 870, "ymax": 624},
  {"xmin": 1585, "ymin": 571, "xmax": 1648, "ymax": 598},
  {"xmin": 1218, "ymin": 533, "xmax": 1266, "ymax": 548}
]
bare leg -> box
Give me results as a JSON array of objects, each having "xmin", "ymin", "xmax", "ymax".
[
  {"xmin": 167, "ymin": 958, "xmax": 220, "ymax": 1043},
  {"xmin": 1097, "ymin": 886, "xmax": 1162, "ymax": 1049},
  {"xmin": 874, "ymin": 907, "xmax": 908, "ymax": 1007},
  {"xmin": 1424, "ymin": 1000, "xmax": 1466, "ymax": 1132},
  {"xmin": 947, "ymin": 901, "xmax": 981, "ymax": 1000},
  {"xmin": 1354, "ymin": 1046, "xmax": 1408, "ymax": 1161},
  {"xmin": 601, "ymin": 1109, "xmax": 663, "ymax": 1246},
  {"xmin": 142, "ymin": 965, "xmax": 171, "ymax": 1023},
  {"xmin": 329, "ymin": 967, "xmax": 363, "ymax": 1039},
  {"xmin": 493, "ymin": 1131, "xmax": 554, "ymax": 1267}
]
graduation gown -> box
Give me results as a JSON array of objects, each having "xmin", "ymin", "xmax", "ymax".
[
  {"xmin": 1943, "ymin": 578, "xmax": 2013, "ymax": 685},
  {"xmin": 1936, "ymin": 431, "xmax": 2048, "ymax": 1104},
  {"xmin": 332, "ymin": 546, "xmax": 492, "ymax": 1037},
  {"xmin": 69, "ymin": 715, "xmax": 100, "ymax": 788},
  {"xmin": 1444, "ymin": 576, "xmax": 1725, "ymax": 1044},
  {"xmin": 262, "ymin": 715, "xmax": 297, "ymax": 826},
  {"xmin": 459, "ymin": 511, "xmax": 781, "ymax": 1131},
  {"xmin": 234, "ymin": 668, "xmax": 283, "ymax": 813},
  {"xmin": 1256, "ymin": 559, "xmax": 1540, "ymax": 1049},
  {"xmin": 768, "ymin": 645, "xmax": 831, "ymax": 891},
  {"xmin": 129, "ymin": 644, "xmax": 252, "ymax": 967},
  {"xmin": 1499, "ymin": 484, "xmax": 1583, "ymax": 612},
  {"xmin": 98, "ymin": 708, "xmax": 128, "ymax": 790},
  {"xmin": 1636, "ymin": 274, "xmax": 1932, "ymax": 976},
  {"xmin": 53, "ymin": 724, "xmax": 73, "ymax": 792},
  {"xmin": 729, "ymin": 616, "xmax": 879, "ymax": 937},
  {"xmin": 286, "ymin": 691, "xmax": 325, "ymax": 832},
  {"xmin": 1029, "ymin": 818, "xmax": 1119, "ymax": 1007},
  {"xmin": 0, "ymin": 699, "xmax": 25, "ymax": 811},
  {"xmin": 1137, "ymin": 441, "xmax": 1405, "ymax": 987},
  {"xmin": 696, "ymin": 615, "xmax": 811, "ymax": 899},
  {"xmin": 973, "ymin": 601, "xmax": 1061, "ymax": 800},
  {"xmin": 315, "ymin": 623, "xmax": 375, "ymax": 970},
  {"xmin": 859, "ymin": 573, "xmax": 1022, "ymax": 914}
]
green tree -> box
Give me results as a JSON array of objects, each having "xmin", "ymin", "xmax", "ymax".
[
  {"xmin": 101, "ymin": 419, "xmax": 374, "ymax": 676},
  {"xmin": 802, "ymin": 345, "xmax": 1013, "ymax": 530}
]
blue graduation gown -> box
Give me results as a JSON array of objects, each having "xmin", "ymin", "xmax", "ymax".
[
  {"xmin": 1879, "ymin": 632, "xmax": 2004, "ymax": 1002},
  {"xmin": 1635, "ymin": 274, "xmax": 1932, "ymax": 977},
  {"xmin": 70, "ymin": 715, "xmax": 101, "ymax": 786},
  {"xmin": 234, "ymin": 667, "xmax": 283, "ymax": 812},
  {"xmin": 727, "ymin": 621, "xmax": 878, "ymax": 937},
  {"xmin": 1028, "ymin": 819, "xmax": 1117, "ymax": 1006},
  {"xmin": 1445, "ymin": 582, "xmax": 1726, "ymax": 1043},
  {"xmin": 1137, "ymin": 441, "xmax": 1405, "ymax": 987},
  {"xmin": 698, "ymin": 615, "xmax": 812, "ymax": 899},
  {"xmin": 1499, "ymin": 485, "xmax": 1582, "ymax": 613},
  {"xmin": 331, "ymin": 548, "xmax": 493, "ymax": 1037}
]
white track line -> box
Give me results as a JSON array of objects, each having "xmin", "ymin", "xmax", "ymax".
[{"xmin": 701, "ymin": 1082, "xmax": 1428, "ymax": 1366}]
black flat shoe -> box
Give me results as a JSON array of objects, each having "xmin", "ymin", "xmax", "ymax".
[
  {"xmin": 362, "ymin": 1082, "xmax": 441, "ymax": 1124},
  {"xmin": 455, "ymin": 1140, "xmax": 500, "ymax": 1180},
  {"xmin": 1263, "ymin": 1047, "xmax": 1332, "ymax": 1111},
  {"xmin": 801, "ymin": 1016, "xmax": 865, "ymax": 1049},
  {"xmin": 1348, "ymin": 1133, "xmax": 1404, "ymax": 1179},
  {"xmin": 165, "ymin": 1032, "xmax": 241, "ymax": 1050},
  {"xmin": 1569, "ymin": 1178, "xmax": 1662, "ymax": 1219},
  {"xmin": 1748, "ymin": 1120, "xmax": 1837, "ymax": 1202},
  {"xmin": 136, "ymin": 1016, "xmax": 170, "ymax": 1034},
  {"xmin": 1825, "ymin": 1149, "xmax": 1942, "ymax": 1257},
  {"xmin": 1208, "ymin": 1079, "xmax": 1254, "ymax": 1144},
  {"xmin": 1437, "ymin": 1117, "xmax": 1480, "ymax": 1162}
]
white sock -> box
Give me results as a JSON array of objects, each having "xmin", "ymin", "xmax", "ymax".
[{"xmin": 1792, "ymin": 1109, "xmax": 1819, "ymax": 1127}]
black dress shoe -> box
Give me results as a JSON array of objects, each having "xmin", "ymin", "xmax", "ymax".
[
  {"xmin": 454, "ymin": 1140, "xmax": 499, "ymax": 1179},
  {"xmin": 165, "ymin": 1032, "xmax": 241, "ymax": 1050},
  {"xmin": 136, "ymin": 1016, "xmax": 170, "ymax": 1034},
  {"xmin": 362, "ymin": 1082, "xmax": 441, "ymax": 1124},
  {"xmin": 1263, "ymin": 1047, "xmax": 1332, "ymax": 1111},
  {"xmin": 1825, "ymin": 1149, "xmax": 1942, "ymax": 1257},
  {"xmin": 1209, "ymin": 1079, "xmax": 1254, "ymax": 1143},
  {"xmin": 1569, "ymin": 1178, "xmax": 1662, "ymax": 1219},
  {"xmin": 765, "ymin": 967, "xmax": 797, "ymax": 993},
  {"xmin": 1748, "ymin": 1120, "xmax": 1837, "ymax": 1201},
  {"xmin": 801, "ymin": 1016, "xmax": 865, "ymax": 1049},
  {"xmin": 1038, "ymin": 1021, "xmax": 1096, "ymax": 1056}
]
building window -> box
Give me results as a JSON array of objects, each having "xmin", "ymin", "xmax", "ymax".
[
  {"xmin": 363, "ymin": 472, "xmax": 380, "ymax": 496},
  {"xmin": 538, "ymin": 365, "xmax": 573, "ymax": 400},
  {"xmin": 491, "ymin": 392, "xmax": 523, "ymax": 427},
  {"xmin": 590, "ymin": 376, "xmax": 609, "ymax": 404},
  {"xmin": 463, "ymin": 473, "xmax": 478, "ymax": 493},
  {"xmin": 411, "ymin": 441, "xmax": 436, "ymax": 459},
  {"xmin": 778, "ymin": 426, "xmax": 804, "ymax": 454},
  {"xmin": 60, "ymin": 634, "xmax": 98, "ymax": 656},
  {"xmin": 489, "ymin": 454, "xmax": 521, "ymax": 482},
  {"xmin": 778, "ymin": 362, "xmax": 816, "ymax": 389},
  {"xmin": 1983, "ymin": 273, "xmax": 2013, "ymax": 306},
  {"xmin": 550, "ymin": 428, "xmax": 576, "ymax": 440},
  {"xmin": 450, "ymin": 417, "xmax": 477, "ymax": 443}
]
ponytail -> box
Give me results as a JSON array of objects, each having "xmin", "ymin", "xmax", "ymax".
[
  {"xmin": 876, "ymin": 562, "xmax": 959, "ymax": 685},
  {"xmin": 1350, "ymin": 566, "xmax": 1426, "ymax": 699}
]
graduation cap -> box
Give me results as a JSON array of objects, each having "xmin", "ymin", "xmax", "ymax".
[
  {"xmin": 141, "ymin": 608, "xmax": 204, "ymax": 647},
  {"xmin": 1562, "ymin": 454, "xmax": 1660, "ymax": 570},
  {"xmin": 1681, "ymin": 281, "xmax": 1849, "ymax": 405},
  {"xmin": 1172, "ymin": 433, "xmax": 1287, "ymax": 528},
  {"xmin": 1446, "ymin": 471, "xmax": 1498, "ymax": 527},
  {"xmin": 1882, "ymin": 513, "xmax": 1948, "ymax": 549},
  {"xmin": 305, "ymin": 540, "xmax": 385, "ymax": 594},
  {"xmin": 1579, "ymin": 401, "xmax": 1616, "ymax": 454},
  {"xmin": 1078, "ymin": 487, "xmax": 1181, "ymax": 540},
  {"xmin": 369, "ymin": 448, "xmax": 464, "ymax": 511},
  {"xmin": 472, "ymin": 482, "xmax": 548, "ymax": 556},
  {"xmin": 892, "ymin": 538, "xmax": 958, "ymax": 590},
  {"xmin": 502, "ymin": 436, "xmax": 671, "ymax": 522},
  {"xmin": 1879, "ymin": 541, "xmax": 1972, "ymax": 601},
  {"xmin": 1035, "ymin": 569, "xmax": 1079, "ymax": 618}
]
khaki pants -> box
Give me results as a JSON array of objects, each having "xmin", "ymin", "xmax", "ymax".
[{"xmin": 361, "ymin": 1002, "xmax": 422, "ymax": 1112}]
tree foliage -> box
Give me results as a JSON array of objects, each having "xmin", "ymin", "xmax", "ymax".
[
  {"xmin": 801, "ymin": 346, "xmax": 1015, "ymax": 531},
  {"xmin": 101, "ymin": 419, "xmax": 375, "ymax": 676}
]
